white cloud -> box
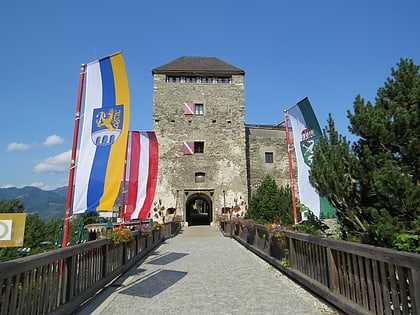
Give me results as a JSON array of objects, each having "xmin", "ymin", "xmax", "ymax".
[
  {"xmin": 34, "ymin": 150, "xmax": 71, "ymax": 173},
  {"xmin": 29, "ymin": 182, "xmax": 45, "ymax": 188},
  {"xmin": 44, "ymin": 134, "xmax": 64, "ymax": 146},
  {"xmin": 6, "ymin": 142, "xmax": 32, "ymax": 151},
  {"xmin": 1, "ymin": 184, "xmax": 15, "ymax": 188}
]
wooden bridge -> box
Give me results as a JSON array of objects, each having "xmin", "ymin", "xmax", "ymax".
[{"xmin": 1, "ymin": 221, "xmax": 419, "ymax": 315}]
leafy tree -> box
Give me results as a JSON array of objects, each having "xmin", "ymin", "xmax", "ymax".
[
  {"xmin": 24, "ymin": 213, "xmax": 46, "ymax": 254},
  {"xmin": 0, "ymin": 198, "xmax": 25, "ymax": 213},
  {"xmin": 246, "ymin": 175, "xmax": 294, "ymax": 225},
  {"xmin": 310, "ymin": 59, "xmax": 420, "ymax": 250}
]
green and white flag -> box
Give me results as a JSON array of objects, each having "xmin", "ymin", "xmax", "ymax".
[{"xmin": 287, "ymin": 98, "xmax": 334, "ymax": 218}]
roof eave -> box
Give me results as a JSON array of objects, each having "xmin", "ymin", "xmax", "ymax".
[{"xmin": 152, "ymin": 69, "xmax": 245, "ymax": 75}]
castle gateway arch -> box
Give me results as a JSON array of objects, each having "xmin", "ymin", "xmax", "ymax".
[{"xmin": 184, "ymin": 191, "xmax": 213, "ymax": 226}]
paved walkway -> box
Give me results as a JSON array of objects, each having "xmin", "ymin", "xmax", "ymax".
[{"xmin": 77, "ymin": 226, "xmax": 336, "ymax": 315}]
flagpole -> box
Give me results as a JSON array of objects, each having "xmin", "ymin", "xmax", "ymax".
[
  {"xmin": 120, "ymin": 132, "xmax": 130, "ymax": 224},
  {"xmin": 283, "ymin": 110, "xmax": 299, "ymax": 224},
  {"xmin": 62, "ymin": 64, "xmax": 86, "ymax": 248}
]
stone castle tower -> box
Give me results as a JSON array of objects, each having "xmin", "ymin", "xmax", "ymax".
[{"xmin": 150, "ymin": 57, "xmax": 291, "ymax": 225}]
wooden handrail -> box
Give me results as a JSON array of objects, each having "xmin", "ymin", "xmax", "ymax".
[
  {"xmin": 221, "ymin": 221, "xmax": 420, "ymax": 315},
  {"xmin": 0, "ymin": 221, "xmax": 181, "ymax": 315}
]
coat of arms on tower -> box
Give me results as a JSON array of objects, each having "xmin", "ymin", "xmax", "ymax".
[{"xmin": 91, "ymin": 105, "xmax": 124, "ymax": 146}]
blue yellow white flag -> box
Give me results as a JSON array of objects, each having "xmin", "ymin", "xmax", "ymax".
[{"xmin": 72, "ymin": 52, "xmax": 130, "ymax": 214}]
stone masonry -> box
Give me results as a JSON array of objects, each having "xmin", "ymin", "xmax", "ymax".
[{"xmin": 149, "ymin": 57, "xmax": 293, "ymax": 224}]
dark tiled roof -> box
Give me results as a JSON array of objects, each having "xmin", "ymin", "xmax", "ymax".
[{"xmin": 152, "ymin": 56, "xmax": 245, "ymax": 75}]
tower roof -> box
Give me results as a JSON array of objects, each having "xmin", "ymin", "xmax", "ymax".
[{"xmin": 152, "ymin": 56, "xmax": 245, "ymax": 75}]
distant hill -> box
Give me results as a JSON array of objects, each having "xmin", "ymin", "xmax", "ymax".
[{"xmin": 0, "ymin": 186, "xmax": 67, "ymax": 221}]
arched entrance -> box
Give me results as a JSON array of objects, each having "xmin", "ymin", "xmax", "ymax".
[{"xmin": 185, "ymin": 193, "xmax": 212, "ymax": 226}]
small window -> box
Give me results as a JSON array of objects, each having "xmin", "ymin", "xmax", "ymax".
[
  {"xmin": 194, "ymin": 104, "xmax": 204, "ymax": 115},
  {"xmin": 167, "ymin": 76, "xmax": 181, "ymax": 82},
  {"xmin": 201, "ymin": 77, "xmax": 213, "ymax": 83},
  {"xmin": 185, "ymin": 76, "xmax": 197, "ymax": 83},
  {"xmin": 265, "ymin": 152, "xmax": 273, "ymax": 163},
  {"xmin": 194, "ymin": 141, "xmax": 204, "ymax": 153},
  {"xmin": 195, "ymin": 172, "xmax": 205, "ymax": 183},
  {"xmin": 183, "ymin": 141, "xmax": 205, "ymax": 154},
  {"xmin": 217, "ymin": 77, "xmax": 231, "ymax": 83}
]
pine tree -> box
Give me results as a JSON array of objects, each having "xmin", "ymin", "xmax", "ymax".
[
  {"xmin": 310, "ymin": 59, "xmax": 420, "ymax": 250},
  {"xmin": 309, "ymin": 116, "xmax": 365, "ymax": 241}
]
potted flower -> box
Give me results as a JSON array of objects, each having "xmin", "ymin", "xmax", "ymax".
[
  {"xmin": 154, "ymin": 222, "xmax": 162, "ymax": 230},
  {"xmin": 109, "ymin": 227, "xmax": 133, "ymax": 245},
  {"xmin": 265, "ymin": 223, "xmax": 288, "ymax": 261},
  {"xmin": 139, "ymin": 225, "xmax": 153, "ymax": 236},
  {"xmin": 242, "ymin": 219, "xmax": 254, "ymax": 230},
  {"xmin": 218, "ymin": 214, "xmax": 226, "ymax": 230},
  {"xmin": 242, "ymin": 219, "xmax": 255, "ymax": 244},
  {"xmin": 231, "ymin": 215, "xmax": 240, "ymax": 235}
]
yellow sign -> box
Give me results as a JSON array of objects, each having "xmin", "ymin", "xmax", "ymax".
[{"xmin": 0, "ymin": 213, "xmax": 26, "ymax": 247}]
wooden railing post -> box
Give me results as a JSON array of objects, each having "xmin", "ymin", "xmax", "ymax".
[
  {"xmin": 288, "ymin": 236, "xmax": 296, "ymax": 268},
  {"xmin": 102, "ymin": 243, "xmax": 109, "ymax": 277},
  {"xmin": 66, "ymin": 255, "xmax": 77, "ymax": 302},
  {"xmin": 410, "ymin": 269, "xmax": 420, "ymax": 314},
  {"xmin": 326, "ymin": 247, "xmax": 339, "ymax": 293}
]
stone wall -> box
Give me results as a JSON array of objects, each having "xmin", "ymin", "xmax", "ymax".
[
  {"xmin": 152, "ymin": 73, "xmax": 248, "ymax": 221},
  {"xmin": 246, "ymin": 126, "xmax": 295, "ymax": 197}
]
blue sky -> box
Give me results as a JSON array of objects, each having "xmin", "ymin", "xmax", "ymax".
[{"xmin": 1, "ymin": 1, "xmax": 419, "ymax": 190}]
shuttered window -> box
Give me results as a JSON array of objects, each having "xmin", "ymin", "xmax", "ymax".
[
  {"xmin": 183, "ymin": 142, "xmax": 194, "ymax": 155},
  {"xmin": 183, "ymin": 141, "xmax": 205, "ymax": 154},
  {"xmin": 183, "ymin": 102, "xmax": 194, "ymax": 115},
  {"xmin": 184, "ymin": 102, "xmax": 204, "ymax": 115}
]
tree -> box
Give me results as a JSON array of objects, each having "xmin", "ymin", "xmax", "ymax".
[
  {"xmin": 309, "ymin": 116, "xmax": 365, "ymax": 241},
  {"xmin": 310, "ymin": 59, "xmax": 420, "ymax": 250},
  {"xmin": 24, "ymin": 213, "xmax": 46, "ymax": 254},
  {"xmin": 0, "ymin": 198, "xmax": 25, "ymax": 213},
  {"xmin": 246, "ymin": 175, "xmax": 294, "ymax": 225}
]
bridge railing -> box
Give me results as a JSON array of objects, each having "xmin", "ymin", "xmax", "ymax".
[
  {"xmin": 220, "ymin": 221, "xmax": 420, "ymax": 315},
  {"xmin": 0, "ymin": 221, "xmax": 181, "ymax": 315}
]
